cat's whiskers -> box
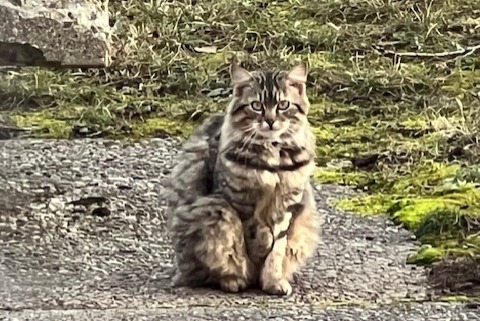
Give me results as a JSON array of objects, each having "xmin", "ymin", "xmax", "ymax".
[
  {"xmin": 235, "ymin": 129, "xmax": 257, "ymax": 163},
  {"xmin": 239, "ymin": 128, "xmax": 257, "ymax": 153},
  {"xmin": 243, "ymin": 130, "xmax": 260, "ymax": 166}
]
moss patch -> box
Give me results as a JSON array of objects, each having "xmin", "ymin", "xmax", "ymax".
[
  {"xmin": 408, "ymin": 246, "xmax": 445, "ymax": 265},
  {"xmin": 337, "ymin": 194, "xmax": 398, "ymax": 216},
  {"xmin": 12, "ymin": 111, "xmax": 73, "ymax": 139},
  {"xmin": 313, "ymin": 168, "xmax": 369, "ymax": 187},
  {"xmin": 332, "ymin": 162, "xmax": 480, "ymax": 264},
  {"xmin": 131, "ymin": 117, "xmax": 195, "ymax": 139}
]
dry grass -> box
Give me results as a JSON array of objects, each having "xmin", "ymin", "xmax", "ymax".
[{"xmin": 1, "ymin": 0, "xmax": 480, "ymax": 294}]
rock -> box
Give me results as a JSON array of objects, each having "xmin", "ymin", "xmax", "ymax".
[
  {"xmin": 67, "ymin": 196, "xmax": 109, "ymax": 207},
  {"xmin": 91, "ymin": 206, "xmax": 110, "ymax": 217},
  {"xmin": 48, "ymin": 197, "xmax": 64, "ymax": 212},
  {"xmin": 207, "ymin": 88, "xmax": 225, "ymax": 97},
  {"xmin": 77, "ymin": 127, "xmax": 91, "ymax": 135},
  {"xmin": 0, "ymin": 0, "xmax": 112, "ymax": 67},
  {"xmin": 0, "ymin": 114, "xmax": 30, "ymax": 139},
  {"xmin": 0, "ymin": 124, "xmax": 30, "ymax": 139}
]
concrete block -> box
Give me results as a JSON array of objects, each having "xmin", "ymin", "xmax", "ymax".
[{"xmin": 0, "ymin": 0, "xmax": 112, "ymax": 67}]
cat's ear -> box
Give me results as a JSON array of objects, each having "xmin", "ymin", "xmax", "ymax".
[
  {"xmin": 287, "ymin": 62, "xmax": 308, "ymax": 95},
  {"xmin": 230, "ymin": 62, "xmax": 253, "ymax": 85},
  {"xmin": 287, "ymin": 62, "xmax": 308, "ymax": 84}
]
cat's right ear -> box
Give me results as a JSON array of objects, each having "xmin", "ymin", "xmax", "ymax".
[{"xmin": 230, "ymin": 62, "xmax": 253, "ymax": 86}]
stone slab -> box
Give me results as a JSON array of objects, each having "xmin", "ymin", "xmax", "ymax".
[{"xmin": 0, "ymin": 0, "xmax": 111, "ymax": 67}]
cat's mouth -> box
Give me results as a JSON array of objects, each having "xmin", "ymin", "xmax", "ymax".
[{"xmin": 257, "ymin": 127, "xmax": 286, "ymax": 141}]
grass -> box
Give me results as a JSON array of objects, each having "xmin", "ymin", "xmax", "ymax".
[{"xmin": 1, "ymin": 0, "xmax": 480, "ymax": 293}]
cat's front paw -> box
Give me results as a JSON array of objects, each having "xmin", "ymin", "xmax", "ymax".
[
  {"xmin": 261, "ymin": 278, "xmax": 293, "ymax": 296},
  {"xmin": 219, "ymin": 276, "xmax": 248, "ymax": 293}
]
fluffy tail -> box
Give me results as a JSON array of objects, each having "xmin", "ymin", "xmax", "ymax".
[{"xmin": 165, "ymin": 115, "xmax": 224, "ymax": 228}]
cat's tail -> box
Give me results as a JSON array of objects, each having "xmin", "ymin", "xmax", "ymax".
[
  {"xmin": 164, "ymin": 114, "xmax": 224, "ymax": 228},
  {"xmin": 168, "ymin": 194, "xmax": 256, "ymax": 291}
]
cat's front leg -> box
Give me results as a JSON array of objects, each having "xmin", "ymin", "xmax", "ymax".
[{"xmin": 259, "ymin": 211, "xmax": 293, "ymax": 296}]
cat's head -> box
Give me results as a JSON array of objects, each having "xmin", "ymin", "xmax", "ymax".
[{"xmin": 226, "ymin": 62, "xmax": 310, "ymax": 140}]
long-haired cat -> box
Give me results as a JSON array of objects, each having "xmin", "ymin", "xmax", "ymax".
[{"xmin": 166, "ymin": 61, "xmax": 320, "ymax": 296}]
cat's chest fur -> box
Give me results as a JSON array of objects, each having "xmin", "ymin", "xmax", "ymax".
[
  {"xmin": 226, "ymin": 160, "xmax": 314, "ymax": 265},
  {"xmin": 215, "ymin": 142, "xmax": 313, "ymax": 219}
]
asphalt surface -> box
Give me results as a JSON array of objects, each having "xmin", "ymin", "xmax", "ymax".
[{"xmin": 0, "ymin": 139, "xmax": 478, "ymax": 320}]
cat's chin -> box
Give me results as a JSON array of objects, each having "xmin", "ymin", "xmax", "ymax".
[{"xmin": 257, "ymin": 129, "xmax": 286, "ymax": 141}]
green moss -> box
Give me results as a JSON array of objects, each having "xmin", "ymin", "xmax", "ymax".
[
  {"xmin": 437, "ymin": 295, "xmax": 476, "ymax": 303},
  {"xmin": 398, "ymin": 117, "xmax": 431, "ymax": 131},
  {"xmin": 407, "ymin": 234, "xmax": 480, "ymax": 266},
  {"xmin": 387, "ymin": 191, "xmax": 480, "ymax": 231},
  {"xmin": 313, "ymin": 121, "xmax": 383, "ymax": 164},
  {"xmin": 307, "ymin": 52, "xmax": 341, "ymax": 70},
  {"xmin": 336, "ymin": 194, "xmax": 398, "ymax": 216},
  {"xmin": 6, "ymin": 95, "xmax": 223, "ymax": 139},
  {"xmin": 331, "ymin": 165, "xmax": 457, "ymax": 216},
  {"xmin": 311, "ymin": 124, "xmax": 337, "ymax": 141},
  {"xmin": 407, "ymin": 245, "xmax": 445, "ymax": 265},
  {"xmin": 198, "ymin": 52, "xmax": 230, "ymax": 68},
  {"xmin": 308, "ymin": 98, "xmax": 355, "ymax": 126},
  {"xmin": 443, "ymin": 69, "xmax": 480, "ymax": 96},
  {"xmin": 333, "ymin": 161, "xmax": 480, "ymax": 264},
  {"xmin": 12, "ymin": 111, "xmax": 72, "ymax": 139},
  {"xmin": 313, "ymin": 168, "xmax": 369, "ymax": 187},
  {"xmin": 387, "ymin": 198, "xmax": 454, "ymax": 230},
  {"xmin": 336, "ymin": 162, "xmax": 479, "ymax": 215},
  {"xmin": 131, "ymin": 117, "xmax": 195, "ymax": 139},
  {"xmin": 362, "ymin": 162, "xmax": 460, "ymax": 197}
]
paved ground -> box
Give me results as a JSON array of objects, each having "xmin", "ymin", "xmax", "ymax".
[{"xmin": 0, "ymin": 139, "xmax": 479, "ymax": 320}]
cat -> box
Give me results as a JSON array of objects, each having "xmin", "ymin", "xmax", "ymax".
[{"xmin": 166, "ymin": 61, "xmax": 320, "ymax": 296}]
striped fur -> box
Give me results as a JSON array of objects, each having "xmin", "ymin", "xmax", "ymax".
[{"xmin": 167, "ymin": 62, "xmax": 320, "ymax": 296}]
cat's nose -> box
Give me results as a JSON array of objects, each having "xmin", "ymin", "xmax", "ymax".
[{"xmin": 265, "ymin": 119, "xmax": 275, "ymax": 129}]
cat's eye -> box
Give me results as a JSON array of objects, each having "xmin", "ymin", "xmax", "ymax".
[
  {"xmin": 251, "ymin": 101, "xmax": 263, "ymax": 112},
  {"xmin": 277, "ymin": 100, "xmax": 290, "ymax": 110}
]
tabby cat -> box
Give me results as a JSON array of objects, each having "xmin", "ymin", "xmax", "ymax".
[{"xmin": 166, "ymin": 62, "xmax": 320, "ymax": 296}]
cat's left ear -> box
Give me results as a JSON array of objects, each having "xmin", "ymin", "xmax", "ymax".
[
  {"xmin": 287, "ymin": 62, "xmax": 308, "ymax": 95},
  {"xmin": 287, "ymin": 62, "xmax": 308, "ymax": 84}
]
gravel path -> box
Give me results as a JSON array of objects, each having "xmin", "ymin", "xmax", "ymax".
[{"xmin": 0, "ymin": 139, "xmax": 478, "ymax": 320}]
